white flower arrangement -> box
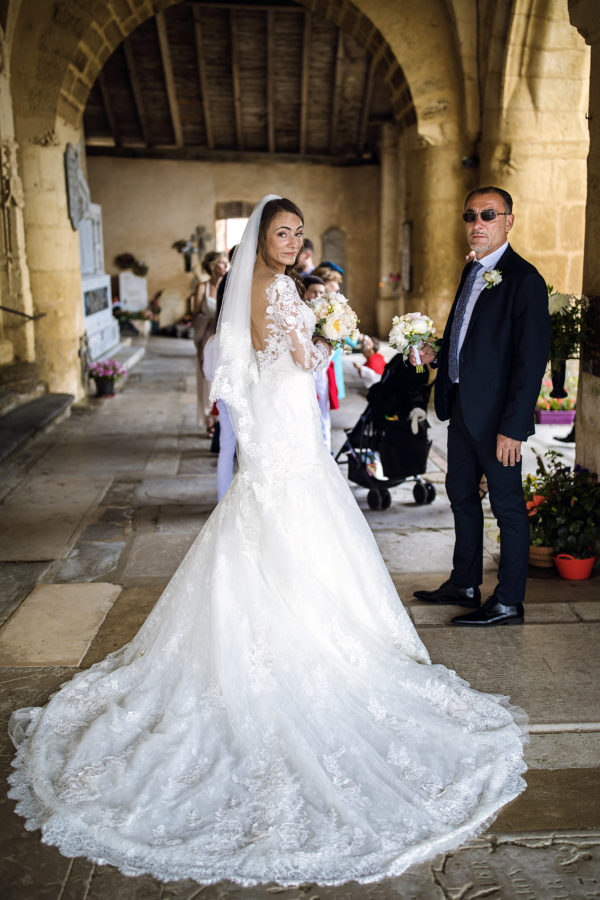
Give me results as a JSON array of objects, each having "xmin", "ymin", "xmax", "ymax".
[
  {"xmin": 548, "ymin": 291, "xmax": 573, "ymax": 316},
  {"xmin": 388, "ymin": 312, "xmax": 439, "ymax": 373},
  {"xmin": 311, "ymin": 291, "xmax": 360, "ymax": 350},
  {"xmin": 483, "ymin": 269, "xmax": 502, "ymax": 289}
]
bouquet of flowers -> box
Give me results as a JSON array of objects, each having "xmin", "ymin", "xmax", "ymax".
[
  {"xmin": 388, "ymin": 312, "xmax": 439, "ymax": 372},
  {"xmin": 87, "ymin": 359, "xmax": 127, "ymax": 382},
  {"xmin": 310, "ymin": 291, "xmax": 360, "ymax": 351}
]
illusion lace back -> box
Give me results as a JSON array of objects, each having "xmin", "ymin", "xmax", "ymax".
[{"xmin": 8, "ymin": 275, "xmax": 527, "ymax": 887}]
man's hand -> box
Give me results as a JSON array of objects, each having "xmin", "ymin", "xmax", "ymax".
[
  {"xmin": 496, "ymin": 433, "xmax": 521, "ymax": 467},
  {"xmin": 409, "ymin": 343, "xmax": 436, "ymax": 366}
]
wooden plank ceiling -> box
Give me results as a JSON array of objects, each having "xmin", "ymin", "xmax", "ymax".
[{"xmin": 84, "ymin": 0, "xmax": 414, "ymax": 164}]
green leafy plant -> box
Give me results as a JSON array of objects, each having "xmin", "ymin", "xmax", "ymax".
[
  {"xmin": 524, "ymin": 451, "xmax": 600, "ymax": 557},
  {"xmin": 547, "ymin": 285, "xmax": 588, "ymax": 360}
]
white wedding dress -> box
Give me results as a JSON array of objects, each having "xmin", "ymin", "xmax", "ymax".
[{"xmin": 9, "ymin": 272, "xmax": 527, "ymax": 887}]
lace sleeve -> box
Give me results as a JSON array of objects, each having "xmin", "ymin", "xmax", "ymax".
[{"xmin": 266, "ymin": 275, "xmax": 330, "ymax": 371}]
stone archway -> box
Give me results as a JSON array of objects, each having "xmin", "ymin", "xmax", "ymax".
[
  {"xmin": 12, "ymin": 0, "xmax": 464, "ymax": 148},
  {"xmin": 7, "ymin": 0, "xmax": 467, "ymax": 393}
]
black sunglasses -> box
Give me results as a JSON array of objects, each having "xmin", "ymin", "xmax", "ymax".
[{"xmin": 462, "ymin": 209, "xmax": 510, "ymax": 223}]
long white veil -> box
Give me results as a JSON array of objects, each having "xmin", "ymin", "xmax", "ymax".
[{"xmin": 210, "ymin": 194, "xmax": 280, "ymax": 458}]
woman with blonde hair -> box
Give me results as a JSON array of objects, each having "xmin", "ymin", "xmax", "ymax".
[{"xmin": 190, "ymin": 249, "xmax": 228, "ymax": 431}]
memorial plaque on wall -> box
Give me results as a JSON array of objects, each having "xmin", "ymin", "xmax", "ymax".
[{"xmin": 118, "ymin": 271, "xmax": 148, "ymax": 313}]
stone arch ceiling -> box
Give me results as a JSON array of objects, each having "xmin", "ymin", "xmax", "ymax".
[{"xmin": 10, "ymin": 0, "xmax": 465, "ymax": 151}]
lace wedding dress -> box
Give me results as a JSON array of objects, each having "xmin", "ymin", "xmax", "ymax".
[{"xmin": 9, "ymin": 206, "xmax": 527, "ymax": 887}]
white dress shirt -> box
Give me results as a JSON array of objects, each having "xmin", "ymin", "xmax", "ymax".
[{"xmin": 455, "ymin": 241, "xmax": 508, "ymax": 382}]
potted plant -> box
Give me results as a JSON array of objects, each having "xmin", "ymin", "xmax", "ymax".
[
  {"xmin": 523, "ymin": 468, "xmax": 555, "ymax": 567},
  {"xmin": 546, "ymin": 287, "xmax": 588, "ymax": 397},
  {"xmin": 535, "ymin": 370, "xmax": 577, "ymax": 425},
  {"xmin": 527, "ymin": 451, "xmax": 600, "ymax": 579},
  {"xmin": 87, "ymin": 359, "xmax": 127, "ymax": 397}
]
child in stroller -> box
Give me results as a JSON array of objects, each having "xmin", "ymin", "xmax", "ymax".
[{"xmin": 336, "ymin": 355, "xmax": 437, "ymax": 509}]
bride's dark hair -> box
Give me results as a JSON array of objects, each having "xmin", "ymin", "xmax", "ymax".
[{"xmin": 257, "ymin": 198, "xmax": 306, "ymax": 299}]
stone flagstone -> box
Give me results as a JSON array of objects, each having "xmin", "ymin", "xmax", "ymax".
[
  {"xmin": 422, "ymin": 623, "xmax": 600, "ymax": 725},
  {"xmin": 0, "ymin": 583, "xmax": 121, "ymax": 666},
  {"xmin": 0, "ymin": 475, "xmax": 110, "ymax": 562}
]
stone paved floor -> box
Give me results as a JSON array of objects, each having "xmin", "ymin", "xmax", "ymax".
[{"xmin": 0, "ymin": 337, "xmax": 598, "ymax": 899}]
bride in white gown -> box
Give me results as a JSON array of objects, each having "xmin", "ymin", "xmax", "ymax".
[{"xmin": 8, "ymin": 195, "xmax": 527, "ymax": 887}]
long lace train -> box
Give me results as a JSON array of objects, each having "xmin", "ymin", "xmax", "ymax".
[{"xmin": 8, "ymin": 277, "xmax": 527, "ymax": 886}]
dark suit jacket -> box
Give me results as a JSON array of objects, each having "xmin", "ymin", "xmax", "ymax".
[{"xmin": 435, "ymin": 245, "xmax": 550, "ymax": 443}]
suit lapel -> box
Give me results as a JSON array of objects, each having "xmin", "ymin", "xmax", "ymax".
[{"xmin": 463, "ymin": 245, "xmax": 515, "ymax": 345}]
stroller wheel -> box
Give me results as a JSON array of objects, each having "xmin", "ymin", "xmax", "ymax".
[
  {"xmin": 380, "ymin": 488, "xmax": 392, "ymax": 510},
  {"xmin": 413, "ymin": 481, "xmax": 428, "ymax": 505},
  {"xmin": 367, "ymin": 489, "xmax": 383, "ymax": 510},
  {"xmin": 425, "ymin": 482, "xmax": 436, "ymax": 504}
]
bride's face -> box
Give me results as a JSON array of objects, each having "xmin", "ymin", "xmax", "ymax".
[{"xmin": 262, "ymin": 213, "xmax": 304, "ymax": 272}]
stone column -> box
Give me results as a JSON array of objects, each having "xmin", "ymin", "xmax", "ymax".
[
  {"xmin": 0, "ymin": 38, "xmax": 36, "ymax": 366},
  {"xmin": 376, "ymin": 122, "xmax": 399, "ymax": 336},
  {"xmin": 569, "ymin": 0, "xmax": 600, "ymax": 473},
  {"xmin": 403, "ymin": 136, "xmax": 470, "ymax": 330},
  {"xmin": 18, "ymin": 126, "xmax": 85, "ymax": 396}
]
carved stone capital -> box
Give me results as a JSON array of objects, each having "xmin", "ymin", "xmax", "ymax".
[{"xmin": 0, "ymin": 138, "xmax": 24, "ymax": 209}]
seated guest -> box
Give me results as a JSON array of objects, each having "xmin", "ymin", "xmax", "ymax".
[
  {"xmin": 354, "ymin": 335, "xmax": 386, "ymax": 389},
  {"xmin": 367, "ymin": 354, "xmax": 433, "ymax": 429}
]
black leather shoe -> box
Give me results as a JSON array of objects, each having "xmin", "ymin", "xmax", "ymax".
[
  {"xmin": 413, "ymin": 578, "xmax": 481, "ymax": 608},
  {"xmin": 451, "ymin": 596, "xmax": 524, "ymax": 626}
]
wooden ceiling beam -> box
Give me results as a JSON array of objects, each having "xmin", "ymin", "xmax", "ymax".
[
  {"xmin": 299, "ymin": 11, "xmax": 312, "ymax": 155},
  {"xmin": 97, "ymin": 69, "xmax": 120, "ymax": 147},
  {"xmin": 155, "ymin": 11, "xmax": 184, "ymax": 147},
  {"xmin": 266, "ymin": 9, "xmax": 276, "ymax": 154},
  {"xmin": 357, "ymin": 45, "xmax": 384, "ymax": 155},
  {"xmin": 123, "ymin": 37, "xmax": 151, "ymax": 147},
  {"xmin": 229, "ymin": 10, "xmax": 244, "ymax": 151},
  {"xmin": 192, "ymin": 6, "xmax": 214, "ymax": 149},
  {"xmin": 190, "ymin": 2, "xmax": 302, "ymax": 11},
  {"xmin": 85, "ymin": 143, "xmax": 378, "ymax": 166},
  {"xmin": 329, "ymin": 29, "xmax": 344, "ymax": 156}
]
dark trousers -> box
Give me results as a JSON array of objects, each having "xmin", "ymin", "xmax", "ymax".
[{"xmin": 446, "ymin": 390, "xmax": 530, "ymax": 606}]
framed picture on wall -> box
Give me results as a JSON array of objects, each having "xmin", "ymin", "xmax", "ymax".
[{"xmin": 401, "ymin": 222, "xmax": 412, "ymax": 293}]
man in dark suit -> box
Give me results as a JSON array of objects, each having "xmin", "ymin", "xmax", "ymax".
[{"xmin": 412, "ymin": 186, "xmax": 550, "ymax": 626}]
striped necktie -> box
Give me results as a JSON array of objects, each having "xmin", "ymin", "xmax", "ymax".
[{"xmin": 448, "ymin": 261, "xmax": 481, "ymax": 383}]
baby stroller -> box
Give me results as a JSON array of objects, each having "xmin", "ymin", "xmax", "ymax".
[{"xmin": 336, "ymin": 357, "xmax": 437, "ymax": 510}]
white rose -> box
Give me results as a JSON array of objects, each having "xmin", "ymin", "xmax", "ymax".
[
  {"xmin": 323, "ymin": 318, "xmax": 342, "ymax": 340},
  {"xmin": 411, "ymin": 317, "xmax": 429, "ymax": 334}
]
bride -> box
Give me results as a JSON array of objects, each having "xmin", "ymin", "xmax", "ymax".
[{"xmin": 8, "ymin": 195, "xmax": 526, "ymax": 887}]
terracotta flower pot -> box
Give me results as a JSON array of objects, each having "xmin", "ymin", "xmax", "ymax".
[
  {"xmin": 554, "ymin": 553, "xmax": 597, "ymax": 580},
  {"xmin": 528, "ymin": 545, "xmax": 555, "ymax": 568}
]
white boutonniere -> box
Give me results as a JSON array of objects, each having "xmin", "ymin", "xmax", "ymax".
[{"xmin": 483, "ymin": 269, "xmax": 502, "ymax": 289}]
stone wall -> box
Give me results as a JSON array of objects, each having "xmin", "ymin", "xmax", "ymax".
[
  {"xmin": 86, "ymin": 156, "xmax": 381, "ymax": 333},
  {"xmin": 569, "ymin": 0, "xmax": 600, "ymax": 475}
]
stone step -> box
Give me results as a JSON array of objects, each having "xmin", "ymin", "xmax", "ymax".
[
  {"xmin": 0, "ymin": 393, "xmax": 74, "ymax": 462},
  {"xmin": 0, "ymin": 361, "xmax": 43, "ymax": 416}
]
